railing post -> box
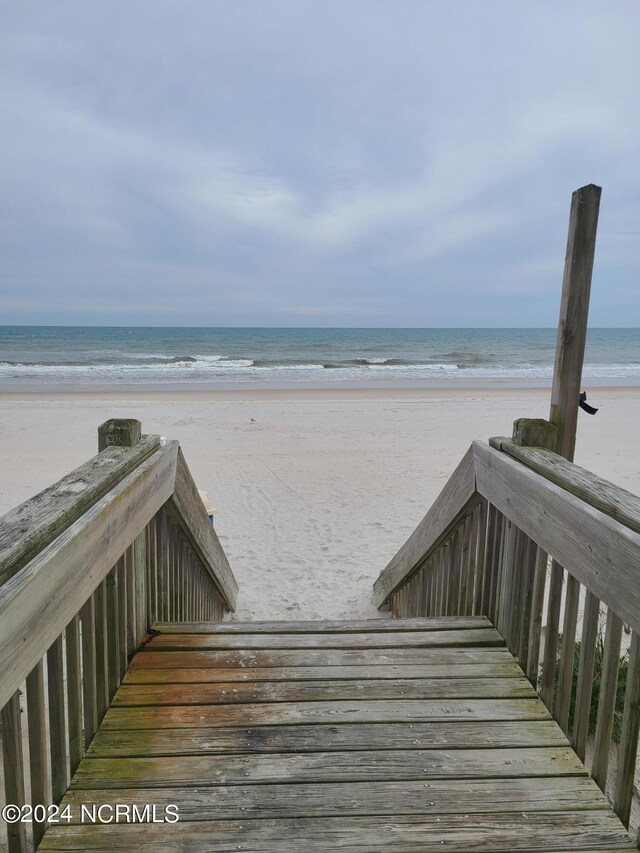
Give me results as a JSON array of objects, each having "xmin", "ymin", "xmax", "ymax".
[{"xmin": 98, "ymin": 419, "xmax": 147, "ymax": 646}]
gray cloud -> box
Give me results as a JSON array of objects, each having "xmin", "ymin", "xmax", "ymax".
[{"xmin": 1, "ymin": 0, "xmax": 639, "ymax": 326}]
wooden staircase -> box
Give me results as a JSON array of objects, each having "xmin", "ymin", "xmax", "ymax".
[{"xmin": 39, "ymin": 617, "xmax": 635, "ymax": 852}]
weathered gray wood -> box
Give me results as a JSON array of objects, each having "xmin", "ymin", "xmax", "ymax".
[
  {"xmin": 473, "ymin": 441, "xmax": 640, "ymax": 635},
  {"xmin": 105, "ymin": 565, "xmax": 120, "ymax": 701},
  {"xmin": 93, "ymin": 579, "xmax": 109, "ymax": 723},
  {"xmin": 133, "ymin": 645, "xmax": 514, "ymax": 669},
  {"xmin": 47, "ymin": 634, "xmax": 69, "ymax": 804},
  {"xmin": 124, "ymin": 660, "xmax": 523, "ymax": 684},
  {"xmin": 116, "ymin": 557, "xmax": 127, "ymax": 679},
  {"xmin": 65, "ymin": 614, "xmax": 84, "ymax": 774},
  {"xmin": 511, "ymin": 418, "xmax": 558, "ymax": 449},
  {"xmin": 69, "ymin": 746, "xmax": 584, "ymax": 788},
  {"xmin": 592, "ymin": 609, "xmax": 624, "ymax": 792},
  {"xmin": 540, "ymin": 560, "xmax": 563, "ymax": 713},
  {"xmin": 374, "ymin": 446, "xmax": 477, "ymax": 606},
  {"xmin": 497, "ymin": 438, "xmax": 640, "ymax": 535},
  {"xmin": 0, "ymin": 441, "xmax": 178, "ymax": 711},
  {"xmin": 26, "ymin": 659, "xmax": 50, "ymax": 849},
  {"xmin": 133, "ymin": 532, "xmax": 147, "ymax": 646},
  {"xmin": 80, "ymin": 596, "xmax": 98, "ymax": 750},
  {"xmin": 165, "ymin": 448, "xmax": 237, "ymax": 611},
  {"xmin": 97, "ymin": 418, "xmax": 142, "ymax": 452},
  {"xmin": 556, "ymin": 572, "xmax": 580, "ymax": 734},
  {"xmin": 59, "ymin": 775, "xmax": 609, "ymax": 823},
  {"xmin": 125, "ymin": 546, "xmax": 136, "ymax": 659},
  {"xmin": 0, "ymin": 435, "xmax": 160, "ymax": 587},
  {"xmin": 153, "ymin": 617, "xmax": 493, "ymax": 634},
  {"xmin": 102, "ymin": 698, "xmax": 550, "ymax": 730},
  {"xmin": 573, "ymin": 590, "xmax": 600, "ymax": 762},
  {"xmin": 86, "ymin": 718, "xmax": 568, "ymax": 757},
  {"xmin": 146, "ymin": 627, "xmax": 505, "ymax": 650},
  {"xmin": 525, "ymin": 547, "xmax": 547, "ymax": 687},
  {"xmin": 112, "ymin": 676, "xmax": 536, "ymax": 706},
  {"xmin": 549, "ymin": 183, "xmax": 602, "ymax": 461},
  {"xmin": 37, "ymin": 811, "xmax": 637, "ymax": 852},
  {"xmin": 613, "ymin": 630, "xmax": 640, "ymax": 827},
  {"xmin": 1, "ymin": 690, "xmax": 28, "ymax": 853}
]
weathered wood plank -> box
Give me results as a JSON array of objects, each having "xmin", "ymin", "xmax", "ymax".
[
  {"xmin": 473, "ymin": 441, "xmax": 640, "ymax": 635},
  {"xmin": 113, "ymin": 677, "xmax": 535, "ymax": 706},
  {"xmin": 497, "ymin": 439, "xmax": 640, "ymax": 535},
  {"xmin": 101, "ymin": 698, "xmax": 551, "ymax": 729},
  {"xmin": 123, "ymin": 661, "xmax": 523, "ymax": 684},
  {"xmin": 592, "ymin": 609, "xmax": 624, "ymax": 792},
  {"xmin": 145, "ymin": 627, "xmax": 505, "ymax": 651},
  {"xmin": 1, "ymin": 690, "xmax": 28, "ymax": 853},
  {"xmin": 549, "ymin": 183, "xmax": 601, "ymax": 461},
  {"xmin": 0, "ymin": 435, "xmax": 160, "ymax": 587},
  {"xmin": 613, "ymin": 630, "xmax": 640, "ymax": 827},
  {"xmin": 60, "ymin": 776, "xmax": 608, "ymax": 822},
  {"xmin": 374, "ymin": 446, "xmax": 477, "ymax": 606},
  {"xmin": 165, "ymin": 448, "xmax": 237, "ymax": 610},
  {"xmin": 86, "ymin": 719, "xmax": 568, "ymax": 757},
  {"xmin": 47, "ymin": 634, "xmax": 69, "ymax": 804},
  {"xmin": 69, "ymin": 746, "xmax": 585, "ymax": 789},
  {"xmin": 26, "ymin": 659, "xmax": 50, "ymax": 848},
  {"xmin": 0, "ymin": 441, "xmax": 179, "ymax": 711},
  {"xmin": 38, "ymin": 811, "xmax": 635, "ymax": 852},
  {"xmin": 131, "ymin": 646, "xmax": 514, "ymax": 669},
  {"xmin": 572, "ymin": 590, "xmax": 600, "ymax": 762},
  {"xmin": 153, "ymin": 616, "xmax": 493, "ymax": 633}
]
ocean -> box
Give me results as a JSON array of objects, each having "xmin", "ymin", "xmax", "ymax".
[{"xmin": 0, "ymin": 327, "xmax": 638, "ymax": 390}]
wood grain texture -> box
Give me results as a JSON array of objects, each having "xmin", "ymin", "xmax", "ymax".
[
  {"xmin": 496, "ymin": 438, "xmax": 640, "ymax": 534},
  {"xmin": 124, "ymin": 660, "xmax": 523, "ymax": 684},
  {"xmin": 165, "ymin": 448, "xmax": 237, "ymax": 610},
  {"xmin": 69, "ymin": 746, "xmax": 585, "ymax": 788},
  {"xmin": 0, "ymin": 435, "xmax": 160, "ymax": 587},
  {"xmin": 152, "ymin": 616, "xmax": 492, "ymax": 633},
  {"xmin": 101, "ymin": 698, "xmax": 551, "ymax": 729},
  {"xmin": 112, "ymin": 676, "xmax": 536, "ymax": 706},
  {"xmin": 1, "ymin": 690, "xmax": 28, "ymax": 853},
  {"xmin": 86, "ymin": 719, "xmax": 568, "ymax": 757},
  {"xmin": 60, "ymin": 776, "xmax": 607, "ymax": 821},
  {"xmin": 130, "ymin": 646, "xmax": 515, "ymax": 669},
  {"xmin": 473, "ymin": 440, "xmax": 640, "ymax": 635},
  {"xmin": 38, "ymin": 811, "xmax": 635, "ymax": 851},
  {"xmin": 374, "ymin": 445, "xmax": 477, "ymax": 606},
  {"xmin": 0, "ymin": 441, "xmax": 178, "ymax": 711},
  {"xmin": 144, "ymin": 627, "xmax": 504, "ymax": 650}
]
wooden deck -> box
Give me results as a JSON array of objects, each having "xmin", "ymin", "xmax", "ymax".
[{"xmin": 39, "ymin": 617, "xmax": 635, "ymax": 852}]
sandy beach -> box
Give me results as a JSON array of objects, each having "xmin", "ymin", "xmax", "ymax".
[{"xmin": 1, "ymin": 385, "xmax": 639, "ymax": 622}]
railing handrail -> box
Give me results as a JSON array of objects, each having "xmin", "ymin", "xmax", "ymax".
[
  {"xmin": 0, "ymin": 440, "xmax": 179, "ymax": 711},
  {"xmin": 373, "ymin": 445, "xmax": 476, "ymax": 607},
  {"xmin": 374, "ymin": 440, "xmax": 640, "ymax": 634},
  {"xmin": 490, "ymin": 436, "xmax": 640, "ymax": 535},
  {"xmin": 165, "ymin": 447, "xmax": 238, "ymax": 610},
  {"xmin": 0, "ymin": 434, "xmax": 161, "ymax": 587}
]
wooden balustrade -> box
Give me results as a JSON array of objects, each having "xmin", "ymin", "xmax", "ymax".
[
  {"xmin": 0, "ymin": 420, "xmax": 237, "ymax": 852},
  {"xmin": 375, "ymin": 438, "xmax": 640, "ymax": 830}
]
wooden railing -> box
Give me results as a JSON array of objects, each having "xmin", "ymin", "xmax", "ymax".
[
  {"xmin": 374, "ymin": 437, "xmax": 640, "ymax": 831},
  {"xmin": 0, "ymin": 419, "xmax": 237, "ymax": 852}
]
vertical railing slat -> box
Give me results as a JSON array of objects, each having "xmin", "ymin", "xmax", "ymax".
[
  {"xmin": 613, "ymin": 630, "xmax": 640, "ymax": 827},
  {"xmin": 1, "ymin": 690, "xmax": 28, "ymax": 853},
  {"xmin": 26, "ymin": 660, "xmax": 49, "ymax": 849},
  {"xmin": 592, "ymin": 609, "xmax": 624, "ymax": 792},
  {"xmin": 65, "ymin": 614, "xmax": 83, "ymax": 774},
  {"xmin": 556, "ymin": 573, "xmax": 580, "ymax": 734},
  {"xmin": 47, "ymin": 635, "xmax": 68, "ymax": 804}
]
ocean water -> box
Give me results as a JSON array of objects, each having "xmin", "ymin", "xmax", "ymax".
[{"xmin": 0, "ymin": 327, "xmax": 638, "ymax": 390}]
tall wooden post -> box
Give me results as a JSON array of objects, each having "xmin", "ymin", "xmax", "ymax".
[{"xmin": 549, "ymin": 183, "xmax": 601, "ymax": 462}]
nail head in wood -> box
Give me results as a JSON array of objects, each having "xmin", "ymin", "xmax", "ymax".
[{"xmin": 98, "ymin": 419, "xmax": 142, "ymax": 452}]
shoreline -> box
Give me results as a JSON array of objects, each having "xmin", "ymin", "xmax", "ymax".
[{"xmin": 1, "ymin": 383, "xmax": 639, "ymax": 402}]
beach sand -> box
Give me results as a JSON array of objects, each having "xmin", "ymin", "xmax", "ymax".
[{"xmin": 1, "ymin": 385, "xmax": 639, "ymax": 621}]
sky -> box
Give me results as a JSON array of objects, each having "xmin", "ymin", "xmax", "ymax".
[{"xmin": 1, "ymin": 1, "xmax": 639, "ymax": 327}]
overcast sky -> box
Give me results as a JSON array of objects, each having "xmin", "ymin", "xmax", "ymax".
[{"xmin": 1, "ymin": 1, "xmax": 639, "ymax": 327}]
